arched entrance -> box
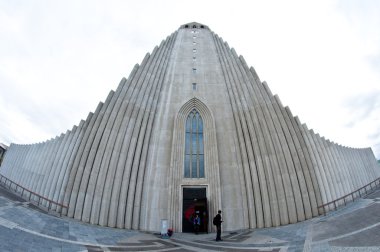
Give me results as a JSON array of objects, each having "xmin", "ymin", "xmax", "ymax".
[{"xmin": 168, "ymin": 97, "xmax": 221, "ymax": 233}]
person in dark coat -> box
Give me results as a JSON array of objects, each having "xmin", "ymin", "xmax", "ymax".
[{"xmin": 214, "ymin": 210, "xmax": 223, "ymax": 241}]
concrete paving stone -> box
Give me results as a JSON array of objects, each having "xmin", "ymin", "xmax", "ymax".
[
  {"xmin": 365, "ymin": 190, "xmax": 380, "ymax": 199},
  {"xmin": 329, "ymin": 224, "xmax": 380, "ymax": 247},
  {"xmin": 311, "ymin": 243, "xmax": 331, "ymax": 252},
  {"xmin": 0, "ymin": 185, "xmax": 26, "ymax": 202},
  {"xmin": 0, "ymin": 186, "xmax": 379, "ymax": 251},
  {"xmin": 313, "ymin": 203, "xmax": 380, "ymax": 241},
  {"xmin": 330, "ymin": 247, "xmax": 380, "ymax": 252},
  {"xmin": 0, "ymin": 198, "xmax": 8, "ymax": 206}
]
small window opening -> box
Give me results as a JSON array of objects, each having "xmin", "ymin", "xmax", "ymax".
[
  {"xmin": 192, "ymin": 68, "xmax": 196, "ymax": 73},
  {"xmin": 193, "ymin": 49, "xmax": 197, "ymax": 53},
  {"xmin": 185, "ymin": 25, "xmax": 189, "ymax": 28},
  {"xmin": 193, "ymin": 41, "xmax": 196, "ymax": 45},
  {"xmin": 200, "ymin": 25, "xmax": 204, "ymax": 29},
  {"xmin": 193, "ymin": 25, "xmax": 197, "ymax": 28},
  {"xmin": 192, "ymin": 83, "xmax": 197, "ymax": 91},
  {"xmin": 193, "ymin": 57, "xmax": 196, "ymax": 62}
]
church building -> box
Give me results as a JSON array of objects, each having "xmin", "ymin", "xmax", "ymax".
[{"xmin": 1, "ymin": 22, "xmax": 379, "ymax": 233}]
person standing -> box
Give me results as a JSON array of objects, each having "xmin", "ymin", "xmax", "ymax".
[
  {"xmin": 193, "ymin": 214, "xmax": 201, "ymax": 234},
  {"xmin": 214, "ymin": 210, "xmax": 223, "ymax": 241}
]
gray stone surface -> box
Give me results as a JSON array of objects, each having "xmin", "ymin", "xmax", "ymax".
[{"xmin": 0, "ymin": 185, "xmax": 379, "ymax": 251}]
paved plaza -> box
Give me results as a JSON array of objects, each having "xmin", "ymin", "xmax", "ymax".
[{"xmin": 0, "ymin": 184, "xmax": 379, "ymax": 251}]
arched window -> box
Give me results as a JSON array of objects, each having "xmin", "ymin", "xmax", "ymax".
[{"xmin": 184, "ymin": 109, "xmax": 204, "ymax": 178}]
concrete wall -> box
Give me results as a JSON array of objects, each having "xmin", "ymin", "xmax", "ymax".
[{"xmin": 0, "ymin": 22, "xmax": 379, "ymax": 233}]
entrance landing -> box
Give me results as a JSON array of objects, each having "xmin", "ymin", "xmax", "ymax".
[{"xmin": 0, "ymin": 184, "xmax": 379, "ymax": 251}]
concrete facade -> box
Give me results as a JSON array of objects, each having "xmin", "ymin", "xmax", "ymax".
[
  {"xmin": 1, "ymin": 22, "xmax": 379, "ymax": 233},
  {"xmin": 0, "ymin": 143, "xmax": 7, "ymax": 166}
]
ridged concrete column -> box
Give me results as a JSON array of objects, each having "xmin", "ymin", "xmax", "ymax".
[
  {"xmin": 360, "ymin": 149, "xmax": 371, "ymax": 187},
  {"xmin": 362, "ymin": 149, "xmax": 375, "ymax": 183},
  {"xmin": 220, "ymin": 35, "xmax": 273, "ymax": 227},
  {"xmin": 240, "ymin": 57, "xmax": 289, "ymax": 226},
  {"xmin": 337, "ymin": 143, "xmax": 352, "ymax": 201},
  {"xmin": 337, "ymin": 144, "xmax": 355, "ymax": 200},
  {"xmin": 272, "ymin": 95, "xmax": 307, "ymax": 222},
  {"xmin": 95, "ymin": 69, "xmax": 139, "ymax": 226},
  {"xmin": 368, "ymin": 149, "xmax": 380, "ymax": 177},
  {"xmin": 13, "ymin": 144, "xmax": 26, "ymax": 188},
  {"xmin": 60, "ymin": 115, "xmax": 93, "ymax": 214},
  {"xmin": 52, "ymin": 121, "xmax": 85, "ymax": 211},
  {"xmin": 74, "ymin": 90, "xmax": 115, "ymax": 220},
  {"xmin": 232, "ymin": 51, "xmax": 286, "ymax": 227},
  {"xmin": 114, "ymin": 45, "xmax": 166, "ymax": 228},
  {"xmin": 65, "ymin": 103, "xmax": 103, "ymax": 217},
  {"xmin": 305, "ymin": 128, "xmax": 332, "ymax": 209},
  {"xmin": 348, "ymin": 147, "xmax": 360, "ymax": 194},
  {"xmin": 18, "ymin": 144, "xmax": 37, "ymax": 192},
  {"xmin": 124, "ymin": 35, "xmax": 176, "ymax": 229},
  {"xmin": 41, "ymin": 134, "xmax": 65, "ymax": 206},
  {"xmin": 41, "ymin": 130, "xmax": 71, "ymax": 206},
  {"xmin": 332, "ymin": 143, "xmax": 351, "ymax": 197},
  {"xmin": 285, "ymin": 107, "xmax": 317, "ymax": 218},
  {"xmin": 22, "ymin": 142, "xmax": 40, "ymax": 194},
  {"xmin": 106, "ymin": 54, "xmax": 153, "ymax": 228},
  {"xmin": 261, "ymin": 82, "xmax": 299, "ymax": 224},
  {"xmin": 49, "ymin": 126, "xmax": 78, "ymax": 209},
  {"xmin": 141, "ymin": 31, "xmax": 188, "ymax": 231},
  {"xmin": 214, "ymin": 34, "xmax": 267, "ymax": 228},
  {"xmin": 27, "ymin": 142, "xmax": 42, "ymax": 196},
  {"xmin": 29, "ymin": 141, "xmax": 50, "ymax": 199},
  {"xmin": 6, "ymin": 144, "xmax": 18, "ymax": 184},
  {"xmin": 2, "ymin": 144, "xmax": 19, "ymax": 181},
  {"xmin": 17, "ymin": 144, "xmax": 34, "ymax": 193},
  {"xmin": 322, "ymin": 138, "xmax": 344, "ymax": 201},
  {"xmin": 211, "ymin": 35, "xmax": 260, "ymax": 229},
  {"xmin": 33, "ymin": 138, "xmax": 55, "ymax": 201},
  {"xmin": 80, "ymin": 82, "xmax": 123, "ymax": 223},
  {"xmin": 295, "ymin": 118, "xmax": 324, "ymax": 215},
  {"xmin": 362, "ymin": 149, "xmax": 372, "ymax": 183},
  {"xmin": 86, "ymin": 75, "xmax": 130, "ymax": 226},
  {"xmin": 34, "ymin": 140, "xmax": 53, "ymax": 198},
  {"xmin": 132, "ymin": 34, "xmax": 177, "ymax": 230},
  {"xmin": 350, "ymin": 147, "xmax": 363, "ymax": 194},
  {"xmin": 108, "ymin": 52, "xmax": 158, "ymax": 228},
  {"xmin": 229, "ymin": 46, "xmax": 280, "ymax": 227},
  {"xmin": 314, "ymin": 133, "xmax": 338, "ymax": 206}
]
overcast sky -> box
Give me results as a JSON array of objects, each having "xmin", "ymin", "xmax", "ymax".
[{"xmin": 0, "ymin": 0, "xmax": 379, "ymax": 159}]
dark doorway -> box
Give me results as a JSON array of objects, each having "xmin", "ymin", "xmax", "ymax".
[{"xmin": 182, "ymin": 188, "xmax": 208, "ymax": 233}]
